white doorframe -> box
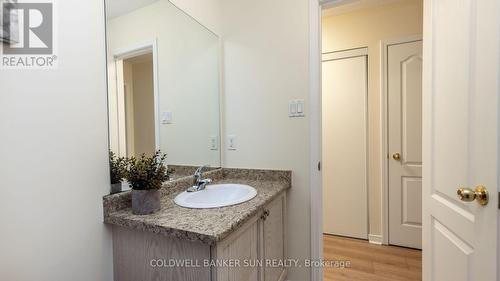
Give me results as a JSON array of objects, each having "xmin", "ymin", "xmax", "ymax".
[
  {"xmin": 309, "ymin": 0, "xmax": 322, "ymax": 280},
  {"xmin": 379, "ymin": 35, "xmax": 422, "ymax": 245},
  {"xmin": 310, "ymin": 2, "xmax": 424, "ymax": 279},
  {"xmin": 112, "ymin": 39, "xmax": 161, "ymax": 152}
]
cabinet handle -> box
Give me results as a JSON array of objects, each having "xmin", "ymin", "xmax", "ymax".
[{"xmin": 261, "ymin": 210, "xmax": 270, "ymax": 220}]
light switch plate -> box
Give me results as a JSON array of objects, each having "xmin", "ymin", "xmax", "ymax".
[
  {"xmin": 289, "ymin": 100, "xmax": 305, "ymax": 117},
  {"xmin": 161, "ymin": 111, "xmax": 173, "ymax": 124},
  {"xmin": 227, "ymin": 135, "xmax": 237, "ymax": 150}
]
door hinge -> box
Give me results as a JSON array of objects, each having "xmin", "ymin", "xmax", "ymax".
[
  {"xmin": 318, "ymin": 161, "xmax": 321, "ymax": 171},
  {"xmin": 498, "ymin": 192, "xmax": 500, "ymax": 209}
]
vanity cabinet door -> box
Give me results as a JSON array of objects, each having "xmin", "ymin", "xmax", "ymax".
[
  {"xmin": 215, "ymin": 192, "xmax": 287, "ymax": 281},
  {"xmin": 262, "ymin": 193, "xmax": 287, "ymax": 281},
  {"xmin": 215, "ymin": 215, "xmax": 260, "ymax": 281}
]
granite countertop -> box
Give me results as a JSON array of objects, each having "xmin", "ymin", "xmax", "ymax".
[{"xmin": 103, "ymin": 168, "xmax": 291, "ymax": 245}]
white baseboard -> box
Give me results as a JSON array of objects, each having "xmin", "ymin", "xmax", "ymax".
[{"xmin": 368, "ymin": 234, "xmax": 383, "ymax": 245}]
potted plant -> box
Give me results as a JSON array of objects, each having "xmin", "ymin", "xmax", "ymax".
[
  {"xmin": 126, "ymin": 151, "xmax": 172, "ymax": 215},
  {"xmin": 109, "ymin": 151, "xmax": 127, "ymax": 194}
]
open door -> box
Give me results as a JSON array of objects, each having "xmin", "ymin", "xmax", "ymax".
[{"xmin": 423, "ymin": 0, "xmax": 499, "ymax": 280}]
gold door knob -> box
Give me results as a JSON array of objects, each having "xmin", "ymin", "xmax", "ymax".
[
  {"xmin": 457, "ymin": 186, "xmax": 489, "ymax": 206},
  {"xmin": 392, "ymin": 153, "xmax": 401, "ymax": 161}
]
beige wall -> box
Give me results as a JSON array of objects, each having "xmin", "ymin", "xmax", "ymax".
[
  {"xmin": 132, "ymin": 60, "xmax": 156, "ymax": 156},
  {"xmin": 322, "ymin": 0, "xmax": 423, "ymax": 236},
  {"xmin": 0, "ymin": 0, "xmax": 113, "ymax": 280},
  {"xmin": 220, "ymin": 0, "xmax": 310, "ymax": 279}
]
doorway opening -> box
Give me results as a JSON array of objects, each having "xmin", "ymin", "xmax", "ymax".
[
  {"xmin": 320, "ymin": 0, "xmax": 423, "ymax": 280},
  {"xmin": 108, "ymin": 42, "xmax": 159, "ymax": 158}
]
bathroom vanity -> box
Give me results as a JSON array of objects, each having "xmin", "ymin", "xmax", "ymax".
[
  {"xmin": 103, "ymin": 1, "xmax": 290, "ymax": 280},
  {"xmin": 103, "ymin": 168, "xmax": 290, "ymax": 281}
]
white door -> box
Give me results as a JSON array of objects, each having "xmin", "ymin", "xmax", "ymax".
[
  {"xmin": 388, "ymin": 40, "xmax": 423, "ymax": 249},
  {"xmin": 322, "ymin": 48, "xmax": 368, "ymax": 239},
  {"xmin": 423, "ymin": 0, "xmax": 499, "ymax": 280}
]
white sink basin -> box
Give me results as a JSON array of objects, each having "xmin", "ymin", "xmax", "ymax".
[{"xmin": 174, "ymin": 184, "xmax": 257, "ymax": 209}]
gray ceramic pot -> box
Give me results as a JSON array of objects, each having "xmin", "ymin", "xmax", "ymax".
[
  {"xmin": 132, "ymin": 189, "xmax": 161, "ymax": 215},
  {"xmin": 110, "ymin": 183, "xmax": 122, "ymax": 194}
]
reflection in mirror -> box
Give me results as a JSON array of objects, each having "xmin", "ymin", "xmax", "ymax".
[{"xmin": 106, "ymin": 0, "xmax": 221, "ymax": 181}]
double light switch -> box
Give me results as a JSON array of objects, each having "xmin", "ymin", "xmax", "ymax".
[{"xmin": 289, "ymin": 100, "xmax": 305, "ymax": 117}]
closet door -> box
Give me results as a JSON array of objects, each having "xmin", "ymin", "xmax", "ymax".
[{"xmin": 322, "ymin": 49, "xmax": 368, "ymax": 239}]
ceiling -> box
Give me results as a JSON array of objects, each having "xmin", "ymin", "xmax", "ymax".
[
  {"xmin": 322, "ymin": 0, "xmax": 407, "ymax": 17},
  {"xmin": 106, "ymin": 0, "xmax": 159, "ymax": 19}
]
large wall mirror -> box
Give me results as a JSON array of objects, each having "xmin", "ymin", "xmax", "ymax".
[{"xmin": 105, "ymin": 0, "xmax": 221, "ymax": 180}]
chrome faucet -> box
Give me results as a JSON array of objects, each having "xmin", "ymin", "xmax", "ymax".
[{"xmin": 187, "ymin": 165, "xmax": 212, "ymax": 192}]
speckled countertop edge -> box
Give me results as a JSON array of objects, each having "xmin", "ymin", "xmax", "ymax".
[{"xmin": 103, "ymin": 168, "xmax": 291, "ymax": 245}]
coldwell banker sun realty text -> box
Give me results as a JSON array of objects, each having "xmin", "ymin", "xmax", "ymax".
[{"xmin": 1, "ymin": 0, "xmax": 57, "ymax": 69}]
